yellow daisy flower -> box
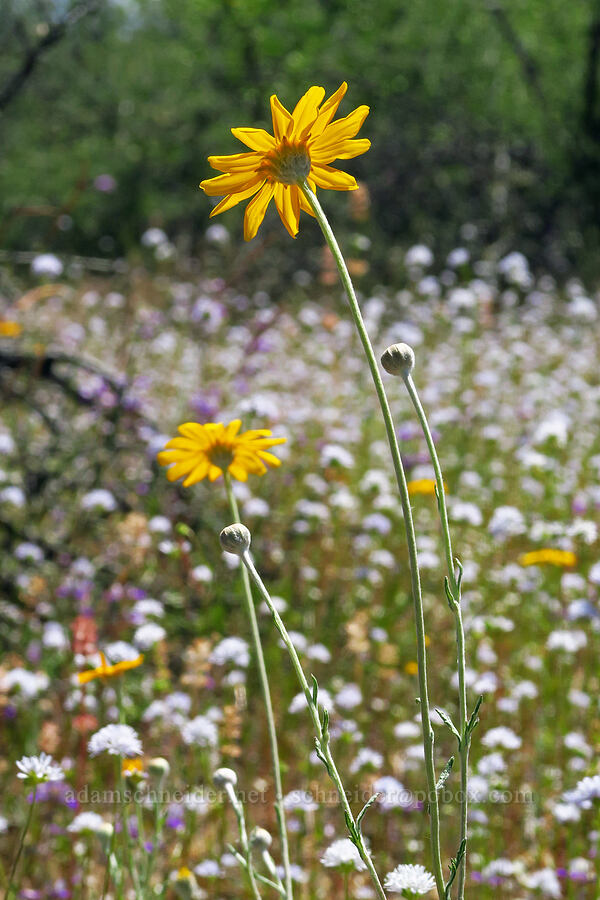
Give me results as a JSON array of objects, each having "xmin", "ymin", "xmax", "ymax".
[
  {"xmin": 407, "ymin": 478, "xmax": 447, "ymax": 496},
  {"xmin": 200, "ymin": 82, "xmax": 370, "ymax": 241},
  {"xmin": 78, "ymin": 651, "xmax": 144, "ymax": 685},
  {"xmin": 0, "ymin": 320, "xmax": 22, "ymax": 338},
  {"xmin": 122, "ymin": 757, "xmax": 146, "ymax": 780},
  {"xmin": 518, "ymin": 549, "xmax": 576, "ymax": 568},
  {"xmin": 157, "ymin": 419, "xmax": 286, "ymax": 486}
]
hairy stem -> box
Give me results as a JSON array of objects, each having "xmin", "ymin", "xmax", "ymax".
[
  {"xmin": 242, "ymin": 550, "xmax": 388, "ymax": 900},
  {"xmin": 299, "ymin": 179, "xmax": 445, "ymax": 899},
  {"xmin": 224, "ymin": 473, "xmax": 294, "ymax": 900},
  {"xmin": 403, "ymin": 372, "xmax": 469, "ymax": 898}
]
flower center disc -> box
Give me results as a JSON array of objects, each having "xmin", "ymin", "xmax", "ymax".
[
  {"xmin": 210, "ymin": 447, "xmax": 234, "ymax": 471},
  {"xmin": 265, "ymin": 140, "xmax": 311, "ymax": 185}
]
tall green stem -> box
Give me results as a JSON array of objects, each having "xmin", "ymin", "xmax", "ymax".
[
  {"xmin": 3, "ymin": 786, "xmax": 37, "ymax": 900},
  {"xmin": 223, "ymin": 472, "xmax": 294, "ymax": 900},
  {"xmin": 118, "ymin": 762, "xmax": 142, "ymax": 900},
  {"xmin": 223, "ymin": 780, "xmax": 263, "ymax": 900},
  {"xmin": 241, "ymin": 550, "xmax": 387, "ymax": 900},
  {"xmin": 402, "ymin": 372, "xmax": 469, "ymax": 898},
  {"xmin": 299, "ymin": 180, "xmax": 445, "ymax": 899}
]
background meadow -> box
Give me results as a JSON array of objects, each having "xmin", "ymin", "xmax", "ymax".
[{"xmin": 2, "ymin": 2, "xmax": 600, "ymax": 899}]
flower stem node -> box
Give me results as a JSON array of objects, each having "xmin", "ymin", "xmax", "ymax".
[
  {"xmin": 213, "ymin": 767, "xmax": 238, "ymax": 789},
  {"xmin": 250, "ymin": 826, "xmax": 273, "ymax": 851},
  {"xmin": 381, "ymin": 343, "xmax": 415, "ymax": 377},
  {"xmin": 220, "ymin": 524, "xmax": 251, "ymax": 557}
]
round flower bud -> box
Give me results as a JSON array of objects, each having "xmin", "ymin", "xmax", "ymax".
[
  {"xmin": 381, "ymin": 343, "xmax": 415, "ymax": 377},
  {"xmin": 219, "ymin": 524, "xmax": 251, "ymax": 556},
  {"xmin": 149, "ymin": 757, "xmax": 170, "ymax": 783},
  {"xmin": 250, "ymin": 826, "xmax": 273, "ymax": 851},
  {"xmin": 213, "ymin": 767, "xmax": 238, "ymax": 789},
  {"xmin": 96, "ymin": 821, "xmax": 114, "ymax": 854}
]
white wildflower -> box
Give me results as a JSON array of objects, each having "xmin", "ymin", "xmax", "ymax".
[
  {"xmin": 16, "ymin": 752, "xmax": 64, "ymax": 784},
  {"xmin": 320, "ymin": 838, "xmax": 366, "ymax": 871},
  {"xmin": 384, "ymin": 863, "xmax": 436, "ymax": 894},
  {"xmin": 88, "ymin": 724, "xmax": 142, "ymax": 758}
]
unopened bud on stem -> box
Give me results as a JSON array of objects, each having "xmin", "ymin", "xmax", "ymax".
[
  {"xmin": 250, "ymin": 826, "xmax": 273, "ymax": 851},
  {"xmin": 213, "ymin": 767, "xmax": 238, "ymax": 789},
  {"xmin": 219, "ymin": 524, "xmax": 251, "ymax": 556},
  {"xmin": 381, "ymin": 342, "xmax": 415, "ymax": 377}
]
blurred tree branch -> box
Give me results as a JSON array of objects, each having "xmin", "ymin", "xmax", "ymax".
[
  {"xmin": 583, "ymin": 10, "xmax": 600, "ymax": 143},
  {"xmin": 485, "ymin": 1, "xmax": 546, "ymax": 107},
  {"xmin": 0, "ymin": 0, "xmax": 102, "ymax": 112}
]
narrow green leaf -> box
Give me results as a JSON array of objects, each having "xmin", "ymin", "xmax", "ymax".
[
  {"xmin": 444, "ymin": 575, "xmax": 456, "ymax": 610},
  {"xmin": 310, "ymin": 674, "xmax": 319, "ymax": 708},
  {"xmin": 444, "ymin": 839, "xmax": 467, "ymax": 899},
  {"xmin": 435, "ymin": 707, "xmax": 461, "ymax": 744},
  {"xmin": 466, "ymin": 695, "xmax": 484, "ymax": 736},
  {"xmin": 436, "ymin": 756, "xmax": 454, "ymax": 791},
  {"xmin": 455, "ymin": 557, "xmax": 464, "ymax": 594},
  {"xmin": 356, "ymin": 792, "xmax": 380, "ymax": 835}
]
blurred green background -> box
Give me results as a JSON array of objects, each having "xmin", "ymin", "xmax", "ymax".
[{"xmin": 2, "ymin": 0, "xmax": 600, "ymax": 277}]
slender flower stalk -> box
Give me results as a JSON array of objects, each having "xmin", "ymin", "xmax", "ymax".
[
  {"xmin": 396, "ymin": 355, "xmax": 470, "ymax": 899},
  {"xmin": 298, "ymin": 179, "xmax": 445, "ymax": 899},
  {"xmin": 228, "ymin": 531, "xmax": 387, "ymax": 900},
  {"xmin": 3, "ymin": 786, "xmax": 37, "ymax": 900},
  {"xmin": 117, "ymin": 760, "xmax": 143, "ymax": 900},
  {"xmin": 223, "ymin": 473, "xmax": 293, "ymax": 900},
  {"xmin": 214, "ymin": 769, "xmax": 262, "ymax": 900}
]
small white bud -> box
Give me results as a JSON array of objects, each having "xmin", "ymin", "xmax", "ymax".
[
  {"xmin": 149, "ymin": 757, "xmax": 170, "ymax": 780},
  {"xmin": 96, "ymin": 822, "xmax": 114, "ymax": 853},
  {"xmin": 381, "ymin": 343, "xmax": 415, "ymax": 376},
  {"xmin": 250, "ymin": 826, "xmax": 273, "ymax": 850},
  {"xmin": 213, "ymin": 767, "xmax": 238, "ymax": 789},
  {"xmin": 219, "ymin": 524, "xmax": 251, "ymax": 556}
]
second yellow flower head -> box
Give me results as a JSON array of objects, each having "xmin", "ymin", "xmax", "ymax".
[{"xmin": 158, "ymin": 420, "xmax": 286, "ymax": 486}]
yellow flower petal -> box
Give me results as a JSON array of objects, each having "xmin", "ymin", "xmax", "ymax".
[
  {"xmin": 178, "ymin": 423, "xmax": 212, "ymax": 440},
  {"xmin": 310, "ymin": 82, "xmax": 348, "ymax": 138},
  {"xmin": 182, "ymin": 460, "xmax": 210, "ymax": 486},
  {"xmin": 310, "ymin": 164, "xmax": 358, "ymax": 191},
  {"xmin": 298, "ymin": 185, "xmax": 317, "ymax": 217},
  {"xmin": 244, "ymin": 181, "xmax": 275, "ymax": 241},
  {"xmin": 231, "ymin": 127, "xmax": 277, "ymax": 152},
  {"xmin": 225, "ymin": 419, "xmax": 242, "ymax": 437},
  {"xmin": 209, "ymin": 182, "xmax": 265, "ymax": 218},
  {"xmin": 311, "ymin": 138, "xmax": 371, "ymax": 164},
  {"xmin": 208, "ymin": 152, "xmax": 263, "ymax": 172},
  {"xmin": 166, "ymin": 460, "xmax": 197, "ymax": 481},
  {"xmin": 270, "ymin": 94, "xmax": 292, "ymax": 142},
  {"xmin": 228, "ymin": 463, "xmax": 249, "ymax": 481},
  {"xmin": 208, "ymin": 464, "xmax": 223, "ymax": 482},
  {"xmin": 200, "ymin": 170, "xmax": 263, "ymax": 197},
  {"xmin": 289, "ymin": 85, "xmax": 326, "ymax": 141},
  {"xmin": 274, "ymin": 183, "xmax": 300, "ymax": 238},
  {"xmin": 310, "ymin": 105, "xmax": 370, "ymax": 153},
  {"xmin": 257, "ymin": 450, "xmax": 282, "ymax": 466}
]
